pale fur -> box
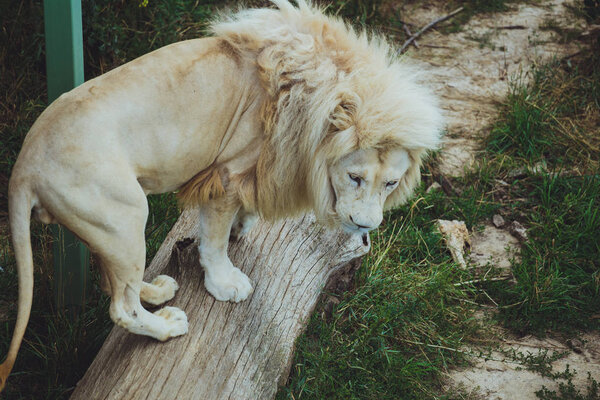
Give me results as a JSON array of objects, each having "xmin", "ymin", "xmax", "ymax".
[
  {"xmin": 211, "ymin": 0, "xmax": 443, "ymax": 224},
  {"xmin": 1, "ymin": 0, "xmax": 442, "ymax": 391}
]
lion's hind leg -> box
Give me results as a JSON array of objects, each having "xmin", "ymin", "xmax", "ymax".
[
  {"xmin": 42, "ymin": 179, "xmax": 188, "ymax": 341},
  {"xmin": 96, "ymin": 212, "xmax": 188, "ymax": 341},
  {"xmin": 100, "ymin": 233, "xmax": 188, "ymax": 341},
  {"xmin": 230, "ymin": 208, "xmax": 258, "ymax": 241}
]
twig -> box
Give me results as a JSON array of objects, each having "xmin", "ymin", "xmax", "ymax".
[
  {"xmin": 449, "ymin": 296, "xmax": 495, "ymax": 308},
  {"xmin": 495, "ymin": 25, "xmax": 527, "ymax": 30},
  {"xmin": 398, "ymin": 7, "xmax": 464, "ymax": 54},
  {"xmin": 501, "ymin": 339, "xmax": 569, "ymax": 350},
  {"xmin": 453, "ymin": 276, "xmax": 512, "ymax": 287},
  {"xmin": 481, "ymin": 289, "xmax": 499, "ymax": 307},
  {"xmin": 422, "ymin": 44, "xmax": 452, "ymax": 49},
  {"xmin": 402, "ymin": 24, "xmax": 419, "ymax": 48},
  {"xmin": 399, "ymin": 339, "xmax": 466, "ymax": 354},
  {"xmin": 562, "ymin": 50, "xmax": 582, "ymax": 61}
]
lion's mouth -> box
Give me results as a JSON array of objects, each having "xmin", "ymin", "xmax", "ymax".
[
  {"xmin": 329, "ymin": 176, "xmax": 337, "ymax": 213},
  {"xmin": 362, "ymin": 233, "xmax": 369, "ymax": 246}
]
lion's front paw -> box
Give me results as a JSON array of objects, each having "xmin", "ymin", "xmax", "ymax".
[
  {"xmin": 204, "ymin": 267, "xmax": 253, "ymax": 303},
  {"xmin": 153, "ymin": 306, "xmax": 188, "ymax": 340}
]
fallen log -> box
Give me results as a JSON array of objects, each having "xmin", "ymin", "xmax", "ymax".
[{"xmin": 70, "ymin": 208, "xmax": 369, "ymax": 399}]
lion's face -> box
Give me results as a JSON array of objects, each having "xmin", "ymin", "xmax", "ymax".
[{"xmin": 329, "ymin": 147, "xmax": 411, "ymax": 234}]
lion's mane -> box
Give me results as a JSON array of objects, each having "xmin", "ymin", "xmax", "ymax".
[{"xmin": 206, "ymin": 0, "xmax": 443, "ymax": 225}]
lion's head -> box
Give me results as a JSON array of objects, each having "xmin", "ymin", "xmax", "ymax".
[
  {"xmin": 328, "ymin": 147, "xmax": 410, "ymax": 233},
  {"xmin": 212, "ymin": 0, "xmax": 444, "ymax": 229}
]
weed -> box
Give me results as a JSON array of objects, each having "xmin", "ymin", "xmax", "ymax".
[
  {"xmin": 503, "ymin": 348, "xmax": 571, "ymax": 379},
  {"xmin": 536, "ymin": 372, "xmax": 600, "ymax": 400}
]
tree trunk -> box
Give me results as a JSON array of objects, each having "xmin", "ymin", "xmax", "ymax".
[{"xmin": 70, "ymin": 208, "xmax": 369, "ymax": 400}]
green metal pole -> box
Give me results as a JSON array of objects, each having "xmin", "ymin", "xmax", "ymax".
[{"xmin": 43, "ymin": 0, "xmax": 90, "ymax": 315}]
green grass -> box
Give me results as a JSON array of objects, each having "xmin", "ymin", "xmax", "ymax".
[
  {"xmin": 483, "ymin": 53, "xmax": 600, "ymax": 335},
  {"xmin": 487, "ymin": 56, "xmax": 600, "ymax": 170},
  {"xmin": 486, "ymin": 171, "xmax": 600, "ymax": 334},
  {"xmin": 277, "ymin": 189, "xmax": 483, "ymax": 399}
]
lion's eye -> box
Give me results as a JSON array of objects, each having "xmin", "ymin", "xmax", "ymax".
[
  {"xmin": 348, "ymin": 173, "xmax": 362, "ymax": 187},
  {"xmin": 386, "ymin": 180, "xmax": 398, "ymax": 189}
]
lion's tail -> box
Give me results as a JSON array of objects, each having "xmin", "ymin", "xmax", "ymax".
[{"xmin": 0, "ymin": 184, "xmax": 34, "ymax": 392}]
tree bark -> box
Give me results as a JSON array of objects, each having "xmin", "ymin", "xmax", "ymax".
[{"xmin": 70, "ymin": 208, "xmax": 369, "ymax": 400}]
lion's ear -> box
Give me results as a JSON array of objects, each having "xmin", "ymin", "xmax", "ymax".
[
  {"xmin": 329, "ymin": 95, "xmax": 358, "ymax": 132},
  {"xmin": 384, "ymin": 152, "xmax": 423, "ymax": 211}
]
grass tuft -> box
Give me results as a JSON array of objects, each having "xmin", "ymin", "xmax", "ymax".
[
  {"xmin": 481, "ymin": 52, "xmax": 600, "ymax": 334},
  {"xmin": 489, "ymin": 172, "xmax": 600, "ymax": 334},
  {"xmin": 487, "ymin": 54, "xmax": 600, "ymax": 171}
]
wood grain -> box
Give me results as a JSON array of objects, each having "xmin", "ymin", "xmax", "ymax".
[{"xmin": 70, "ymin": 208, "xmax": 369, "ymax": 399}]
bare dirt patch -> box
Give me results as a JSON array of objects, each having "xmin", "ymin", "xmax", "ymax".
[{"xmin": 452, "ymin": 332, "xmax": 600, "ymax": 400}]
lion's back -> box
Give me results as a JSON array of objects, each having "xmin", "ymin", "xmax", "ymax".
[{"xmin": 15, "ymin": 37, "xmax": 258, "ymax": 194}]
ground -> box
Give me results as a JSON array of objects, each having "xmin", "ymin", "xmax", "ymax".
[{"xmin": 396, "ymin": 0, "xmax": 599, "ymax": 398}]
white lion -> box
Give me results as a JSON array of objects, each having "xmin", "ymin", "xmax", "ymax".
[{"xmin": 0, "ymin": 0, "xmax": 442, "ymax": 389}]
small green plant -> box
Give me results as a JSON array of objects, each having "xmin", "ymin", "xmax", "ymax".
[
  {"xmin": 536, "ymin": 373, "xmax": 600, "ymax": 400},
  {"xmin": 503, "ymin": 348, "xmax": 571, "ymax": 379}
]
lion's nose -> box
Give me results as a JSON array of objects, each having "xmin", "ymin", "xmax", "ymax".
[{"xmin": 349, "ymin": 215, "xmax": 374, "ymax": 230}]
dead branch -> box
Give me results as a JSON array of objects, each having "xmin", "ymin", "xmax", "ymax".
[
  {"xmin": 398, "ymin": 7, "xmax": 464, "ymax": 54},
  {"xmin": 422, "ymin": 44, "xmax": 453, "ymax": 49},
  {"xmin": 495, "ymin": 25, "xmax": 527, "ymax": 30},
  {"xmin": 403, "ymin": 24, "xmax": 419, "ymax": 48}
]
